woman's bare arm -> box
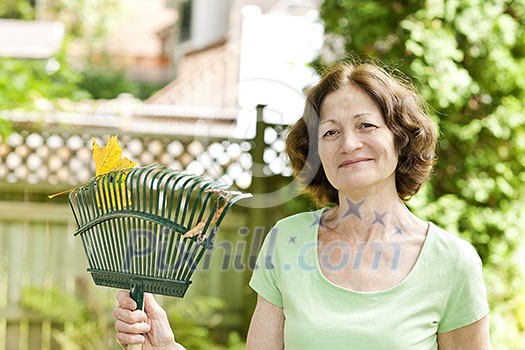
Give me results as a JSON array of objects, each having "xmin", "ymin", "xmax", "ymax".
[
  {"xmin": 437, "ymin": 315, "xmax": 490, "ymax": 350},
  {"xmin": 246, "ymin": 295, "xmax": 285, "ymax": 350}
]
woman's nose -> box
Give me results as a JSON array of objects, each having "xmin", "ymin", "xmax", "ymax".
[{"xmin": 341, "ymin": 132, "xmax": 363, "ymax": 152}]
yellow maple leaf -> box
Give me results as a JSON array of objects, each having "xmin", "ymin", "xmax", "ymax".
[
  {"xmin": 92, "ymin": 136, "xmax": 137, "ymax": 209},
  {"xmin": 92, "ymin": 136, "xmax": 137, "ymax": 176},
  {"xmin": 48, "ymin": 135, "xmax": 138, "ymax": 201}
]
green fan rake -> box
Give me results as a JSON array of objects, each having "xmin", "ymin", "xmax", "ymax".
[{"xmin": 68, "ymin": 165, "xmax": 250, "ymax": 327}]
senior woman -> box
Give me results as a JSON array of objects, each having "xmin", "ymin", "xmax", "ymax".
[{"xmin": 112, "ymin": 60, "xmax": 490, "ymax": 349}]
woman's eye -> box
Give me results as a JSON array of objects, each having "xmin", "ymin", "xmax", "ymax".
[
  {"xmin": 322, "ymin": 129, "xmax": 339, "ymax": 138},
  {"xmin": 359, "ymin": 123, "xmax": 377, "ymax": 129}
]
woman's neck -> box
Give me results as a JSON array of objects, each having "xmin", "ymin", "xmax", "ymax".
[{"xmin": 322, "ymin": 190, "xmax": 421, "ymax": 243}]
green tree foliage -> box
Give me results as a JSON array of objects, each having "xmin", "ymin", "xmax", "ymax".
[
  {"xmin": 22, "ymin": 286, "xmax": 246, "ymax": 350},
  {"xmin": 0, "ymin": 47, "xmax": 90, "ymax": 110},
  {"xmin": 0, "ymin": 117, "xmax": 12, "ymax": 139},
  {"xmin": 79, "ymin": 67, "xmax": 166, "ymax": 100},
  {"xmin": 0, "ymin": 0, "xmax": 35, "ymax": 19},
  {"xmin": 22, "ymin": 286, "xmax": 120, "ymax": 349},
  {"xmin": 318, "ymin": 0, "xmax": 525, "ymax": 347}
]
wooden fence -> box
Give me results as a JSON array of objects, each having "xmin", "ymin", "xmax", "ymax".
[{"xmin": 0, "ymin": 200, "xmax": 77, "ymax": 350}]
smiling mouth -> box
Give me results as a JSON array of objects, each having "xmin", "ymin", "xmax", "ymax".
[{"xmin": 339, "ymin": 158, "xmax": 372, "ymax": 167}]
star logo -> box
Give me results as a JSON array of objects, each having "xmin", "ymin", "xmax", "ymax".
[
  {"xmin": 342, "ymin": 199, "xmax": 365, "ymax": 220},
  {"xmin": 288, "ymin": 235, "xmax": 297, "ymax": 244},
  {"xmin": 309, "ymin": 211, "xmax": 326, "ymax": 228},
  {"xmin": 371, "ymin": 211, "xmax": 388, "ymax": 227},
  {"xmin": 394, "ymin": 226, "xmax": 404, "ymax": 235}
]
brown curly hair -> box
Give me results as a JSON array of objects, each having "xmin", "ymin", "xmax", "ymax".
[{"xmin": 285, "ymin": 59, "xmax": 438, "ymax": 206}]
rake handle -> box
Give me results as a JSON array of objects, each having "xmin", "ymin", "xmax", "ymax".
[{"xmin": 129, "ymin": 281, "xmax": 145, "ymax": 350}]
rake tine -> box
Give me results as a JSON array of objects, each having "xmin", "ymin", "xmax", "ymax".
[{"xmin": 68, "ymin": 165, "xmax": 251, "ymax": 304}]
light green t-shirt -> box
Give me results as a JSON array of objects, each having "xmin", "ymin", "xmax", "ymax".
[{"xmin": 249, "ymin": 209, "xmax": 489, "ymax": 350}]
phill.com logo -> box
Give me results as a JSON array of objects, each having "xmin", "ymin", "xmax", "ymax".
[
  {"xmin": 256, "ymin": 226, "xmax": 401, "ymax": 273},
  {"xmin": 120, "ymin": 225, "xmax": 402, "ymax": 274}
]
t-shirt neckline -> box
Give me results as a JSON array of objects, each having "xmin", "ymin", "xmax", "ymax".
[{"xmin": 310, "ymin": 207, "xmax": 434, "ymax": 295}]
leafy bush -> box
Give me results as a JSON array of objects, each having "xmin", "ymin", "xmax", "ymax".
[
  {"xmin": 22, "ymin": 285, "xmax": 118, "ymax": 350},
  {"xmin": 79, "ymin": 67, "xmax": 164, "ymax": 100},
  {"xmin": 318, "ymin": 0, "xmax": 525, "ymax": 347},
  {"xmin": 22, "ymin": 283, "xmax": 246, "ymax": 350},
  {"xmin": 0, "ymin": 47, "xmax": 90, "ymax": 111}
]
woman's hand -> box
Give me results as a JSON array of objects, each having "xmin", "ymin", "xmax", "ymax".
[{"xmin": 113, "ymin": 291, "xmax": 186, "ymax": 350}]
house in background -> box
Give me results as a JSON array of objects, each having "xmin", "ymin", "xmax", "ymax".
[
  {"xmin": 63, "ymin": 0, "xmax": 178, "ymax": 83},
  {"xmin": 143, "ymin": 0, "xmax": 323, "ymax": 138},
  {"xmin": 68, "ymin": 0, "xmax": 231, "ymax": 84},
  {"xmin": 0, "ymin": 0, "xmax": 322, "ymax": 110},
  {"xmin": 67, "ymin": 0, "xmax": 323, "ymax": 139},
  {"xmin": 0, "ymin": 0, "xmax": 323, "ymax": 140}
]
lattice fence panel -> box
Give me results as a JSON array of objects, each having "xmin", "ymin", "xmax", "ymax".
[{"xmin": 0, "ymin": 126, "xmax": 292, "ymax": 190}]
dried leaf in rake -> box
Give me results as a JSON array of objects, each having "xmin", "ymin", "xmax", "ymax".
[
  {"xmin": 182, "ymin": 189, "xmax": 232, "ymax": 240},
  {"xmin": 183, "ymin": 221, "xmax": 207, "ymax": 239}
]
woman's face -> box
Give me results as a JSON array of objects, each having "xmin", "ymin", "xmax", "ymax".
[{"xmin": 318, "ymin": 84, "xmax": 398, "ymax": 196}]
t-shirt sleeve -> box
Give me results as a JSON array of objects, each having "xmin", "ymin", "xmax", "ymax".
[
  {"xmin": 438, "ymin": 241, "xmax": 489, "ymax": 333},
  {"xmin": 249, "ymin": 226, "xmax": 283, "ymax": 307}
]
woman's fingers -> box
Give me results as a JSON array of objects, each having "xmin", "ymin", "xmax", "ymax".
[
  {"xmin": 113, "ymin": 290, "xmax": 177, "ymax": 349},
  {"xmin": 115, "ymin": 319, "xmax": 150, "ymax": 334},
  {"xmin": 143, "ymin": 293, "xmax": 167, "ymax": 319},
  {"xmin": 112, "ymin": 305, "xmax": 148, "ymax": 324},
  {"xmin": 114, "ymin": 291, "xmax": 151, "ymax": 349},
  {"xmin": 114, "ymin": 311, "xmax": 149, "ymax": 348},
  {"xmin": 115, "ymin": 330, "xmax": 146, "ymax": 346},
  {"xmin": 116, "ymin": 290, "xmax": 137, "ymax": 310}
]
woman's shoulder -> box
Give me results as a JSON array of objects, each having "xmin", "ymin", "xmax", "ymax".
[{"xmin": 428, "ymin": 223, "xmax": 483, "ymax": 268}]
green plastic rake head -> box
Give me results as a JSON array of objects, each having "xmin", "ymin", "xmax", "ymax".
[{"xmin": 68, "ymin": 165, "xmax": 250, "ymax": 310}]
